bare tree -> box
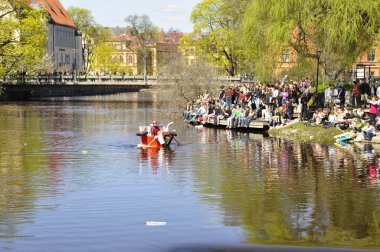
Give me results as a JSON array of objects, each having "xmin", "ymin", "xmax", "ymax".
[
  {"xmin": 157, "ymin": 51, "xmax": 219, "ymax": 114},
  {"xmin": 124, "ymin": 15, "xmax": 157, "ymax": 84}
]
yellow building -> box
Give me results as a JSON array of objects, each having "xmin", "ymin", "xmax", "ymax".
[{"xmin": 110, "ymin": 30, "xmax": 188, "ymax": 76}]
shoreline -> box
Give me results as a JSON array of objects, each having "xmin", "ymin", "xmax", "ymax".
[{"xmin": 269, "ymin": 121, "xmax": 380, "ymax": 145}]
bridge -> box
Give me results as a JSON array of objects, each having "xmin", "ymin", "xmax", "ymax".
[
  {"xmin": 0, "ymin": 83, "xmax": 153, "ymax": 101},
  {"xmin": 0, "ymin": 75, "xmax": 246, "ymax": 101}
]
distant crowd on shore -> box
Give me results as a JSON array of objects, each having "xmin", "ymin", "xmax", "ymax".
[{"xmin": 184, "ymin": 78, "xmax": 380, "ymax": 140}]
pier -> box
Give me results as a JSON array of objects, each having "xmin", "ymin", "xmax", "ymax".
[{"xmin": 189, "ymin": 118, "xmax": 270, "ymax": 131}]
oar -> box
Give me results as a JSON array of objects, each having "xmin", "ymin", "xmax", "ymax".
[
  {"xmin": 144, "ymin": 136, "xmax": 157, "ymax": 148},
  {"xmin": 173, "ymin": 137, "xmax": 182, "ymax": 145}
]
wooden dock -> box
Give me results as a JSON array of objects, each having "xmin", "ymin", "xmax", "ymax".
[{"xmin": 188, "ymin": 118, "xmax": 270, "ymax": 131}]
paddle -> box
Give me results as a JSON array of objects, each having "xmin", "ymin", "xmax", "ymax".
[{"xmin": 145, "ymin": 136, "xmax": 157, "ymax": 148}]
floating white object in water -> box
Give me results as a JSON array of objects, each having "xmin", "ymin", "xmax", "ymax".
[
  {"xmin": 81, "ymin": 150, "xmax": 88, "ymax": 154},
  {"xmin": 195, "ymin": 125, "xmax": 203, "ymax": 129},
  {"xmin": 145, "ymin": 221, "xmax": 166, "ymax": 226}
]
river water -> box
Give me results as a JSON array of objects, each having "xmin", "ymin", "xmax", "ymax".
[{"xmin": 0, "ymin": 92, "xmax": 379, "ymax": 252}]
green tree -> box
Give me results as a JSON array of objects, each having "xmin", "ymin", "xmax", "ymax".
[
  {"xmin": 91, "ymin": 42, "xmax": 114, "ymax": 74},
  {"xmin": 243, "ymin": 0, "xmax": 380, "ymax": 81},
  {"xmin": 184, "ymin": 0, "xmax": 250, "ymax": 76},
  {"xmin": 0, "ymin": 0, "xmax": 47, "ymax": 78},
  {"xmin": 67, "ymin": 7, "xmax": 110, "ymax": 75}
]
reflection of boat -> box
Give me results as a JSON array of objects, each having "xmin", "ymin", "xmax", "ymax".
[
  {"xmin": 137, "ymin": 122, "xmax": 179, "ymax": 148},
  {"xmin": 139, "ymin": 147, "xmax": 174, "ymax": 174}
]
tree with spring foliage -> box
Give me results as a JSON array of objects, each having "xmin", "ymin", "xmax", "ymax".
[
  {"xmin": 67, "ymin": 7, "xmax": 110, "ymax": 75},
  {"xmin": 243, "ymin": 0, "xmax": 380, "ymax": 81},
  {"xmin": 0, "ymin": 0, "xmax": 47, "ymax": 78},
  {"xmin": 183, "ymin": 0, "xmax": 250, "ymax": 76}
]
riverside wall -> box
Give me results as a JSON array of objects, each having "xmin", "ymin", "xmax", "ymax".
[{"xmin": 0, "ymin": 84, "xmax": 152, "ymax": 101}]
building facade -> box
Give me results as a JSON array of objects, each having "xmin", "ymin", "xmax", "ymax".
[
  {"xmin": 29, "ymin": 0, "xmax": 83, "ymax": 73},
  {"xmin": 110, "ymin": 30, "xmax": 191, "ymax": 76},
  {"xmin": 276, "ymin": 40, "xmax": 380, "ymax": 81}
]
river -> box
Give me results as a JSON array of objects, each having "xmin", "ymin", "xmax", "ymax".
[{"xmin": 0, "ymin": 92, "xmax": 379, "ymax": 252}]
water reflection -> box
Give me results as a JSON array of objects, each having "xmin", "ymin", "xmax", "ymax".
[
  {"xmin": 191, "ymin": 128, "xmax": 380, "ymax": 249},
  {"xmin": 139, "ymin": 148, "xmax": 175, "ymax": 174},
  {"xmin": 0, "ymin": 98, "xmax": 379, "ymax": 251}
]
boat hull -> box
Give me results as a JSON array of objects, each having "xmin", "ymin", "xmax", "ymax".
[{"xmin": 137, "ymin": 131, "xmax": 177, "ymax": 148}]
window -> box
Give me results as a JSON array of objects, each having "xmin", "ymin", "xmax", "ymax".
[
  {"xmin": 368, "ymin": 49, "xmax": 375, "ymax": 62},
  {"xmin": 128, "ymin": 55, "xmax": 133, "ymax": 64},
  {"xmin": 120, "ymin": 55, "xmax": 124, "ymax": 63},
  {"xmin": 65, "ymin": 54, "xmax": 70, "ymax": 64},
  {"xmin": 281, "ymin": 50, "xmax": 290, "ymax": 62}
]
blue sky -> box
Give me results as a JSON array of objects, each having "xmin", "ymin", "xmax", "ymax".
[{"xmin": 60, "ymin": 0, "xmax": 202, "ymax": 32}]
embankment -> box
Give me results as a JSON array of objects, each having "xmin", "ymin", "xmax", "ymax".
[{"xmin": 269, "ymin": 122, "xmax": 342, "ymax": 145}]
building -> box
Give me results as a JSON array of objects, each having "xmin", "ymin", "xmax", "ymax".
[
  {"xmin": 110, "ymin": 30, "xmax": 193, "ymax": 76},
  {"xmin": 355, "ymin": 40, "xmax": 380, "ymax": 81},
  {"xmin": 275, "ymin": 39, "xmax": 380, "ymax": 81},
  {"xmin": 27, "ymin": 0, "xmax": 83, "ymax": 73}
]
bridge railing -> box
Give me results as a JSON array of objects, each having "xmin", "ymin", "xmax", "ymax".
[
  {"xmin": 1, "ymin": 75, "xmax": 248, "ymax": 85},
  {"xmin": 1, "ymin": 75, "xmax": 157, "ymax": 85}
]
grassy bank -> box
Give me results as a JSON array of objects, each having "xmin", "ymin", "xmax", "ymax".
[{"xmin": 269, "ymin": 122, "xmax": 342, "ymax": 145}]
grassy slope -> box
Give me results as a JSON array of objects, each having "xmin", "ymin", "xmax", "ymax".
[{"xmin": 269, "ymin": 122, "xmax": 342, "ymax": 145}]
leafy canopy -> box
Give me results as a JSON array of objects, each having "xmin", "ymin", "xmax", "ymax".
[
  {"xmin": 0, "ymin": 0, "xmax": 47, "ymax": 77},
  {"xmin": 243, "ymin": 0, "xmax": 380, "ymax": 80},
  {"xmin": 183, "ymin": 0, "xmax": 250, "ymax": 76}
]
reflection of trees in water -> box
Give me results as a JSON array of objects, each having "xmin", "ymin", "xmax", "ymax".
[
  {"xmin": 0, "ymin": 105, "xmax": 50, "ymax": 240},
  {"xmin": 0, "ymin": 104, "xmax": 78, "ymax": 241},
  {"xmin": 192, "ymin": 130, "xmax": 380, "ymax": 249}
]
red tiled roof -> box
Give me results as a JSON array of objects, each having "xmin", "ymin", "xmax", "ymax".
[{"xmin": 25, "ymin": 0, "xmax": 76, "ymax": 29}]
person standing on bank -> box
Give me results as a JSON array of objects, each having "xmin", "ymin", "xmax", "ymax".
[
  {"xmin": 324, "ymin": 85, "xmax": 334, "ymax": 108},
  {"xmin": 360, "ymin": 79, "xmax": 370, "ymax": 108},
  {"xmin": 352, "ymin": 81, "xmax": 360, "ymax": 108},
  {"xmin": 367, "ymin": 96, "xmax": 380, "ymax": 125}
]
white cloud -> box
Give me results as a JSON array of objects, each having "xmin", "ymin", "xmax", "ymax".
[{"xmin": 162, "ymin": 4, "xmax": 184, "ymax": 14}]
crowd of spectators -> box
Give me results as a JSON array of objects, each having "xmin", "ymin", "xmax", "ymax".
[{"xmin": 184, "ymin": 78, "xmax": 380, "ymax": 140}]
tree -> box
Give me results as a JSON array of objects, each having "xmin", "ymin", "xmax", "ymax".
[
  {"xmin": 157, "ymin": 50, "xmax": 218, "ymax": 113},
  {"xmin": 0, "ymin": 0, "xmax": 47, "ymax": 78},
  {"xmin": 91, "ymin": 42, "xmax": 114, "ymax": 74},
  {"xmin": 124, "ymin": 14, "xmax": 158, "ymax": 82},
  {"xmin": 184, "ymin": 0, "xmax": 250, "ymax": 76},
  {"xmin": 243, "ymin": 0, "xmax": 380, "ymax": 81},
  {"xmin": 67, "ymin": 7, "xmax": 109, "ymax": 75}
]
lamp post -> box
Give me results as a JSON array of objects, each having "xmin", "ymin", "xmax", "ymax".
[
  {"xmin": 316, "ymin": 49, "xmax": 322, "ymax": 93},
  {"xmin": 73, "ymin": 48, "xmax": 77, "ymax": 83},
  {"xmin": 143, "ymin": 48, "xmax": 147, "ymax": 85}
]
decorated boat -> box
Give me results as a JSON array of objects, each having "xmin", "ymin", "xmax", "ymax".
[{"xmin": 137, "ymin": 122, "xmax": 179, "ymax": 148}]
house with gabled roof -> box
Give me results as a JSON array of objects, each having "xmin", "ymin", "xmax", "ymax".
[{"xmin": 26, "ymin": 0, "xmax": 83, "ymax": 73}]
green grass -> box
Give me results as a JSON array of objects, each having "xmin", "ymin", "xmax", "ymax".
[{"xmin": 269, "ymin": 122, "xmax": 342, "ymax": 144}]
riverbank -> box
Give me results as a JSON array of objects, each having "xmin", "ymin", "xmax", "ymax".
[
  {"xmin": 269, "ymin": 121, "xmax": 380, "ymax": 145},
  {"xmin": 268, "ymin": 121, "xmax": 343, "ymax": 145}
]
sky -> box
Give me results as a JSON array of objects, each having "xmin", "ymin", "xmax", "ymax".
[{"xmin": 59, "ymin": 0, "xmax": 202, "ymax": 32}]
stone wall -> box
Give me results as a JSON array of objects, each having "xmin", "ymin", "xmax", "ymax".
[{"xmin": 0, "ymin": 84, "xmax": 151, "ymax": 101}]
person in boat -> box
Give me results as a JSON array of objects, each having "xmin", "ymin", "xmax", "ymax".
[{"xmin": 151, "ymin": 121, "xmax": 161, "ymax": 136}]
